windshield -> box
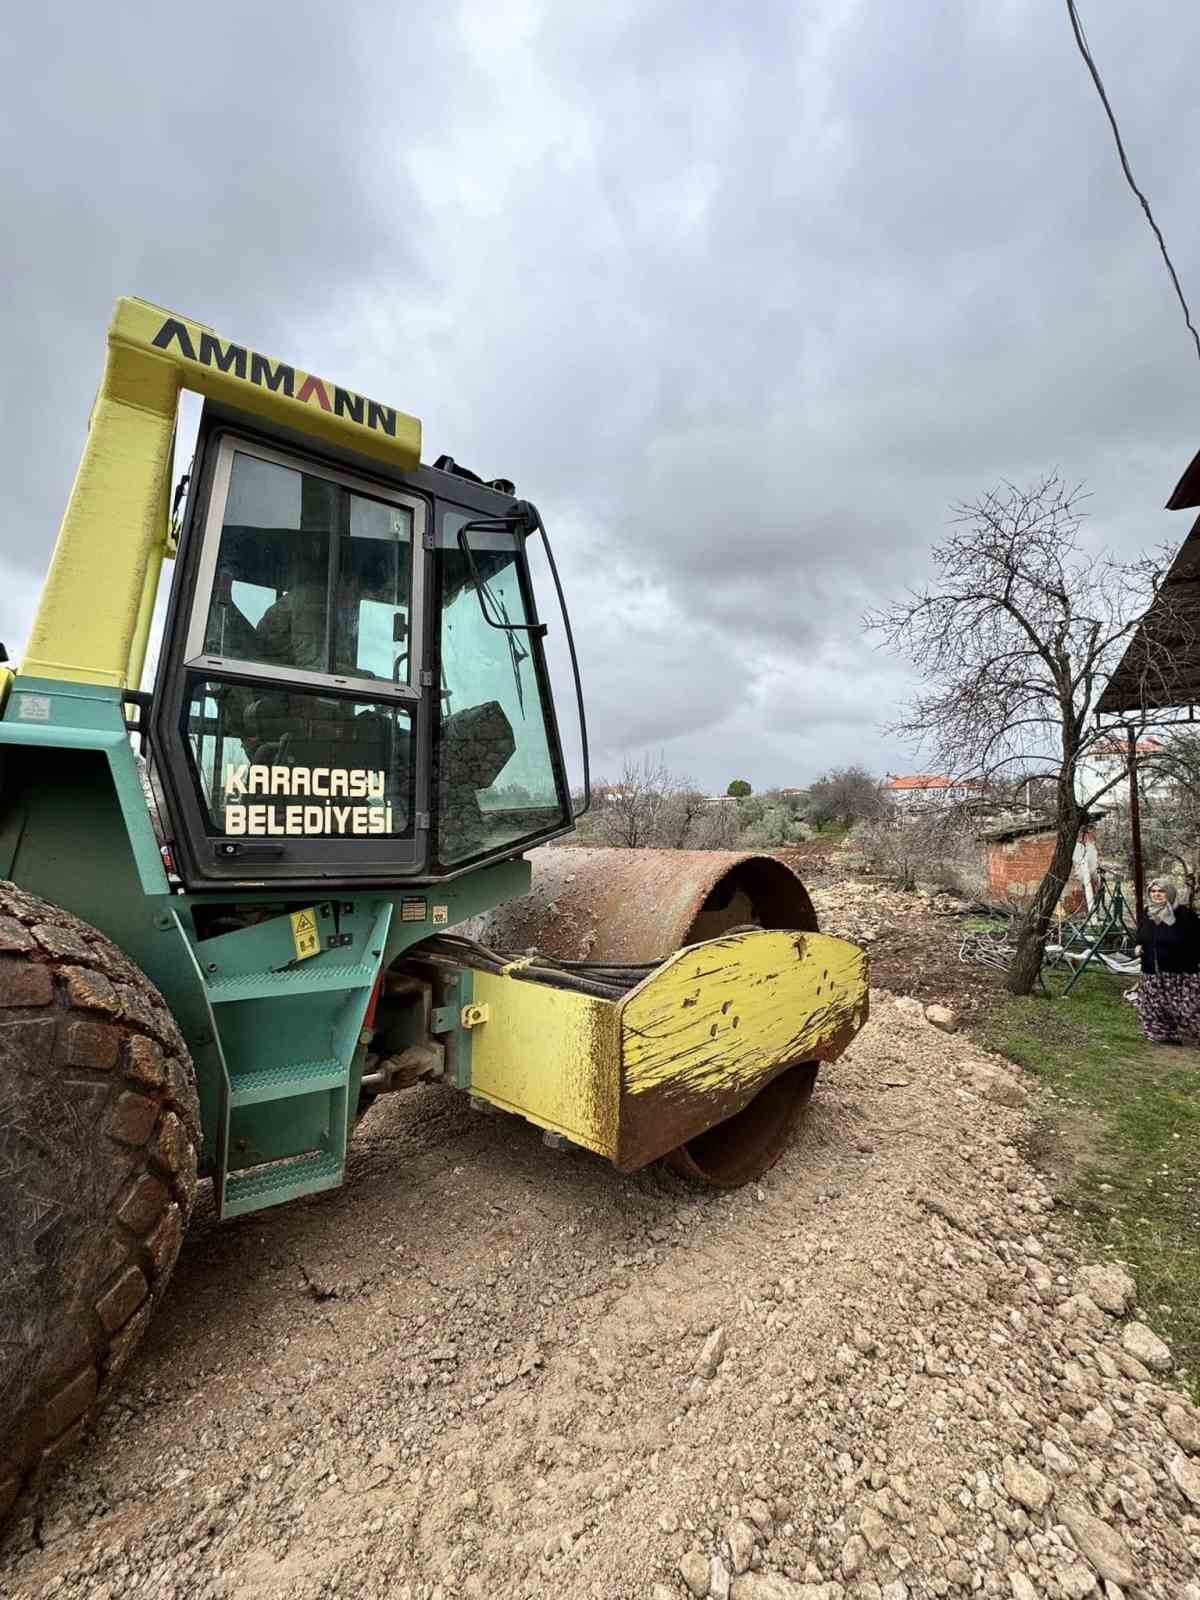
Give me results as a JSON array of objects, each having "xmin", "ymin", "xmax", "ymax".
[
  {"xmin": 433, "ymin": 512, "xmax": 569, "ymax": 866},
  {"xmin": 201, "ymin": 450, "xmax": 413, "ymax": 683}
]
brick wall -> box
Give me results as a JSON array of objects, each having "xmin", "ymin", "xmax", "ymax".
[{"xmin": 986, "ymin": 829, "xmax": 1094, "ymax": 914}]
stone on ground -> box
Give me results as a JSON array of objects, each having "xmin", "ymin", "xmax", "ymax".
[
  {"xmin": 1073, "ymin": 1263, "xmax": 1136, "ymax": 1315},
  {"xmin": 1057, "ymin": 1505, "xmax": 1136, "ymax": 1587},
  {"xmin": 1120, "ymin": 1320, "xmax": 1172, "ymax": 1371}
]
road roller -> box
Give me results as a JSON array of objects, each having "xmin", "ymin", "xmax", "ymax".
[{"xmin": 0, "ymin": 298, "xmax": 867, "ymax": 1521}]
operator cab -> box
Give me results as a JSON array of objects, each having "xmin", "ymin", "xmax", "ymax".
[{"xmin": 150, "ymin": 408, "xmax": 574, "ymax": 887}]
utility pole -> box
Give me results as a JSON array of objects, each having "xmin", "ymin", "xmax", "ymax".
[{"xmin": 1126, "ymin": 723, "xmax": 1145, "ymax": 914}]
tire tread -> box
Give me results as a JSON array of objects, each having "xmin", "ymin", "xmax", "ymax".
[{"xmin": 0, "ymin": 880, "xmax": 200, "ymax": 1522}]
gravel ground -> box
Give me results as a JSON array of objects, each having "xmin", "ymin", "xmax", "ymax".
[
  {"xmin": 2, "ymin": 987, "xmax": 1199, "ymax": 1600},
  {"xmin": 807, "ymin": 880, "xmax": 1002, "ymax": 1021}
]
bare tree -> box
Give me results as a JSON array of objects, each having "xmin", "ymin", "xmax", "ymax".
[
  {"xmin": 855, "ymin": 801, "xmax": 987, "ymax": 898},
  {"xmin": 866, "ymin": 476, "xmax": 1179, "ymax": 994},
  {"xmin": 589, "ymin": 755, "xmax": 704, "ymax": 849},
  {"xmin": 805, "ymin": 765, "xmax": 888, "ymax": 831},
  {"xmin": 661, "ymin": 785, "xmax": 710, "ymax": 849},
  {"xmin": 693, "ymin": 798, "xmax": 742, "ymax": 850}
]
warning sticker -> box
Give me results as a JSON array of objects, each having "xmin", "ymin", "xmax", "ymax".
[
  {"xmin": 432, "ymin": 905, "xmax": 449, "ymax": 926},
  {"xmin": 16, "ymin": 694, "xmax": 50, "ymax": 722},
  {"xmin": 289, "ymin": 907, "xmax": 321, "ymax": 961},
  {"xmin": 401, "ymin": 898, "xmax": 428, "ymax": 922}
]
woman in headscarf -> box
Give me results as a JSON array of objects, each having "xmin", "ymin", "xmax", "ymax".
[{"xmin": 1133, "ymin": 877, "xmax": 1200, "ymax": 1043}]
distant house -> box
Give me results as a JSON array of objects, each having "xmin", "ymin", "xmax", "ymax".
[
  {"xmin": 593, "ymin": 783, "xmax": 632, "ymax": 804},
  {"xmin": 1076, "ymin": 737, "xmax": 1170, "ymax": 805},
  {"xmin": 883, "ymin": 774, "xmax": 985, "ymax": 810}
]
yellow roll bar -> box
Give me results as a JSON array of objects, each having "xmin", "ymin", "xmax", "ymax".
[{"xmin": 22, "ymin": 298, "xmax": 422, "ymax": 691}]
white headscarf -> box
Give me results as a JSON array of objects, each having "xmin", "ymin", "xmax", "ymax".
[{"xmin": 1147, "ymin": 876, "xmax": 1178, "ymax": 926}]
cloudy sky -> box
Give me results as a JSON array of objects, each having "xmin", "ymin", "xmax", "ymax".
[{"xmin": 3, "ymin": 0, "xmax": 1198, "ymax": 794}]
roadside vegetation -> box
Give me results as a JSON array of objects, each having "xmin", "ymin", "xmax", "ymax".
[
  {"xmin": 573, "ymin": 755, "xmax": 884, "ymax": 851},
  {"xmin": 977, "ymin": 970, "xmax": 1200, "ymax": 1402}
]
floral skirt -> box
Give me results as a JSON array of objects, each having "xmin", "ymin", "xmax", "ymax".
[{"xmin": 1133, "ymin": 972, "xmax": 1200, "ymax": 1043}]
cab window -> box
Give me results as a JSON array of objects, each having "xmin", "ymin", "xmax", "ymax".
[
  {"xmin": 433, "ymin": 512, "xmax": 569, "ymax": 866},
  {"xmin": 201, "ymin": 450, "xmax": 412, "ymax": 684},
  {"xmin": 183, "ymin": 679, "xmax": 415, "ymax": 839}
]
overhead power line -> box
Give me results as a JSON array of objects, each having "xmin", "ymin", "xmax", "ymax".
[{"xmin": 1065, "ymin": 0, "xmax": 1200, "ymax": 365}]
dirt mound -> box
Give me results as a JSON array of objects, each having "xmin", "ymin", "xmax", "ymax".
[{"xmin": 810, "ymin": 877, "xmax": 1001, "ymax": 1020}]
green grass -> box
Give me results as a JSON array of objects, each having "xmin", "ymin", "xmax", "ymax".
[
  {"xmin": 809, "ymin": 821, "xmax": 853, "ymax": 843},
  {"xmin": 976, "ymin": 970, "xmax": 1200, "ymax": 1403}
]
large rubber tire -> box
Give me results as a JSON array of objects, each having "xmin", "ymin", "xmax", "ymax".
[{"xmin": 0, "ymin": 882, "xmax": 200, "ymax": 1528}]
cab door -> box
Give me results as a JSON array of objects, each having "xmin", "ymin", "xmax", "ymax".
[{"xmin": 151, "ymin": 426, "xmax": 430, "ymax": 887}]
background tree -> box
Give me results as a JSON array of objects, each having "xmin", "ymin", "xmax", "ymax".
[
  {"xmin": 662, "ymin": 784, "xmax": 710, "ymax": 849},
  {"xmin": 1004, "ymin": 769, "xmax": 1059, "ymax": 817},
  {"xmin": 727, "ymin": 779, "xmax": 752, "ymax": 798},
  {"xmin": 588, "ymin": 754, "xmax": 675, "ymax": 848},
  {"xmin": 805, "ymin": 765, "xmax": 888, "ymax": 831},
  {"xmin": 866, "ymin": 475, "xmax": 1179, "ymax": 994},
  {"xmin": 737, "ymin": 789, "xmax": 813, "ymax": 848},
  {"xmin": 575, "ymin": 767, "xmax": 808, "ymax": 851},
  {"xmin": 855, "ymin": 800, "xmax": 986, "ymax": 896},
  {"xmin": 585, "ymin": 755, "xmax": 707, "ymax": 850}
]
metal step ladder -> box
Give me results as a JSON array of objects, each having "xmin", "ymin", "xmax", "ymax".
[{"xmin": 194, "ymin": 902, "xmax": 392, "ymax": 1218}]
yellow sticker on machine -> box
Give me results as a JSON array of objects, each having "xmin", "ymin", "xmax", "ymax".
[{"xmin": 290, "ymin": 908, "xmax": 321, "ymax": 961}]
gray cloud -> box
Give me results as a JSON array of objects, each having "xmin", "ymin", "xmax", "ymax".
[{"xmin": 3, "ymin": 0, "xmax": 1197, "ymax": 792}]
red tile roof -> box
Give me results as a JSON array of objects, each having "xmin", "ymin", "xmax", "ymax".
[
  {"xmin": 884, "ymin": 774, "xmax": 982, "ymax": 791},
  {"xmin": 1090, "ymin": 737, "xmax": 1164, "ymax": 757}
]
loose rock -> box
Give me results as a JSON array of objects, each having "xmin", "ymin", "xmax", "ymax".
[
  {"xmin": 1169, "ymin": 1452, "xmax": 1200, "ymax": 1508},
  {"xmin": 1058, "ymin": 1294, "xmax": 1106, "ymax": 1332},
  {"xmin": 1120, "ymin": 1321, "xmax": 1172, "ymax": 1372},
  {"xmin": 1081, "ymin": 1405, "xmax": 1113, "ymax": 1444},
  {"xmin": 974, "ymin": 1067, "xmax": 1028, "ymax": 1109},
  {"xmin": 1057, "ymin": 1563, "xmax": 1097, "ymax": 1599},
  {"xmin": 696, "ymin": 1326, "xmax": 728, "ymax": 1378},
  {"xmin": 1073, "ymin": 1264, "xmax": 1136, "ymax": 1316},
  {"xmin": 728, "ymin": 1519, "xmax": 758, "ymax": 1576},
  {"xmin": 859, "ymin": 1504, "xmax": 890, "ymax": 1552},
  {"xmin": 680, "ymin": 1550, "xmax": 711, "ymax": 1598},
  {"xmin": 924, "ymin": 1003, "xmax": 959, "ymax": 1033},
  {"xmin": 729, "ymin": 1578, "xmax": 805, "ymax": 1600},
  {"xmin": 1164, "ymin": 1401, "xmax": 1200, "ymax": 1455},
  {"xmin": 841, "ymin": 1534, "xmax": 868, "ymax": 1577},
  {"xmin": 1057, "ymin": 1505, "xmax": 1136, "ymax": 1587},
  {"xmin": 1003, "ymin": 1456, "xmax": 1052, "ymax": 1513}
]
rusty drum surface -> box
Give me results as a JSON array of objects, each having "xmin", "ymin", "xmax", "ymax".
[{"xmin": 469, "ymin": 846, "xmax": 819, "ymax": 963}]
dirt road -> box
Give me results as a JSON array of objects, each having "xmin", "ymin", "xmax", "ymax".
[{"xmin": 2, "ymin": 985, "xmax": 1199, "ymax": 1599}]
